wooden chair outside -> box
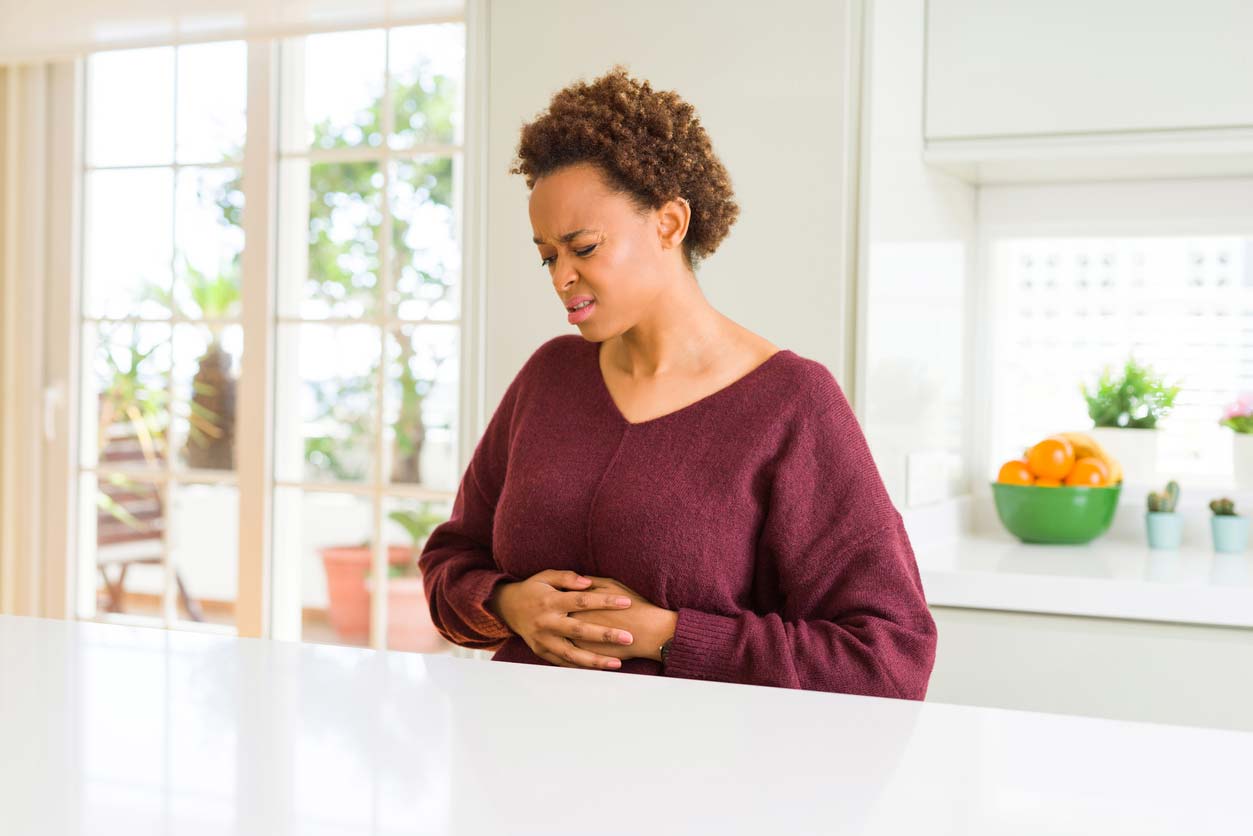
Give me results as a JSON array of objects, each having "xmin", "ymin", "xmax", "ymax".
[{"xmin": 96, "ymin": 415, "xmax": 203, "ymax": 621}]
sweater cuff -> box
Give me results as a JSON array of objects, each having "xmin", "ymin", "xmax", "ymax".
[
  {"xmin": 661, "ymin": 607, "xmax": 741, "ymax": 682},
  {"xmin": 459, "ymin": 569, "xmax": 515, "ymax": 641}
]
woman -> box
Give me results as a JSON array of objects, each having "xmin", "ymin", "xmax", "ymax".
[{"xmin": 418, "ymin": 66, "xmax": 937, "ymax": 698}]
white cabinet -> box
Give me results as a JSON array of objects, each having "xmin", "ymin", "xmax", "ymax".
[
  {"xmin": 927, "ymin": 606, "xmax": 1253, "ymax": 732},
  {"xmin": 922, "ymin": 0, "xmax": 1253, "ymax": 182},
  {"xmin": 925, "ymin": 0, "xmax": 1253, "ymax": 139}
]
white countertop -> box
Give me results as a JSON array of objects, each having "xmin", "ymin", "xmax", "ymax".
[
  {"xmin": 916, "ymin": 532, "xmax": 1253, "ymax": 628},
  {"xmin": 2, "ymin": 615, "xmax": 1251, "ymax": 835}
]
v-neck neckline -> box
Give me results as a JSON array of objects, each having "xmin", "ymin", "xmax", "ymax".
[{"xmin": 591, "ymin": 340, "xmax": 793, "ymax": 428}]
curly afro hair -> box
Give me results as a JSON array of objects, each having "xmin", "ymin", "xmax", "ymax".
[{"xmin": 509, "ymin": 65, "xmax": 740, "ymax": 272}]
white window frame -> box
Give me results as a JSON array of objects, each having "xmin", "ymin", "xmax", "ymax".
[
  {"xmin": 32, "ymin": 1, "xmax": 490, "ymax": 646},
  {"xmin": 268, "ymin": 22, "xmax": 472, "ymax": 646}
]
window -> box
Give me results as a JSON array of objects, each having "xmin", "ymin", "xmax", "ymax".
[
  {"xmin": 77, "ymin": 21, "xmax": 469, "ymax": 652},
  {"xmin": 271, "ymin": 24, "xmax": 466, "ymax": 649},
  {"xmin": 81, "ymin": 42, "xmax": 247, "ymax": 631},
  {"xmin": 990, "ymin": 235, "xmax": 1253, "ymax": 486}
]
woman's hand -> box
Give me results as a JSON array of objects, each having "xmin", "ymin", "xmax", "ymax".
[
  {"xmin": 568, "ymin": 576, "xmax": 678, "ymax": 664},
  {"xmin": 487, "ymin": 569, "xmax": 636, "ymax": 670}
]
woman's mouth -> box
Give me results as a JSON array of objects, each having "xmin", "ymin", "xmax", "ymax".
[{"xmin": 567, "ymin": 299, "xmax": 596, "ymax": 324}]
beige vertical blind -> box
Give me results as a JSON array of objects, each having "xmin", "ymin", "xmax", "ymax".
[{"xmin": 0, "ymin": 60, "xmax": 78, "ymax": 617}]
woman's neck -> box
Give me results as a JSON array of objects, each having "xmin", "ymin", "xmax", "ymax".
[{"xmin": 604, "ymin": 275, "xmax": 734, "ymax": 380}]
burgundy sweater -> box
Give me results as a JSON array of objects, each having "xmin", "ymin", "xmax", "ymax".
[{"xmin": 417, "ymin": 334, "xmax": 937, "ymax": 699}]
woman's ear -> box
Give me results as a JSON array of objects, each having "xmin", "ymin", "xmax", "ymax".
[{"xmin": 656, "ymin": 196, "xmax": 690, "ymax": 253}]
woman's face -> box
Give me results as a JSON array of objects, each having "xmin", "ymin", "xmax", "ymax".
[{"xmin": 529, "ymin": 162, "xmax": 687, "ymax": 339}]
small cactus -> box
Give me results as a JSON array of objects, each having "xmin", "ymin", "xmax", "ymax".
[
  {"xmin": 1210, "ymin": 497, "xmax": 1238, "ymax": 516},
  {"xmin": 1147, "ymin": 480, "xmax": 1181, "ymax": 513}
]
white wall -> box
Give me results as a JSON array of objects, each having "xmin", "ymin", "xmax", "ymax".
[
  {"xmin": 482, "ymin": 0, "xmax": 862, "ymax": 412},
  {"xmin": 857, "ymin": 0, "xmax": 977, "ymax": 508}
]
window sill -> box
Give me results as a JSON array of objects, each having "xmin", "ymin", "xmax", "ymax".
[{"xmin": 905, "ymin": 495, "xmax": 1253, "ymax": 629}]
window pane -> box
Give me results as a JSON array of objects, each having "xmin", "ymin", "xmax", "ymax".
[
  {"xmin": 996, "ymin": 236, "xmax": 1253, "ymax": 483},
  {"xmin": 91, "ymin": 322, "xmax": 172, "ymax": 470},
  {"xmin": 93, "ymin": 474, "xmax": 166, "ymax": 621},
  {"xmin": 170, "ymin": 482, "xmax": 239, "ymax": 629},
  {"xmin": 174, "ymin": 324, "xmax": 242, "ymax": 472},
  {"xmin": 386, "ymin": 324, "xmax": 459, "ymax": 489},
  {"xmin": 280, "ymin": 160, "xmax": 383, "ymax": 319},
  {"xmin": 176, "ymin": 40, "xmax": 247, "ymax": 165},
  {"xmin": 388, "ymin": 23, "xmax": 465, "ymax": 149},
  {"xmin": 87, "ymin": 47, "xmax": 174, "ymax": 167},
  {"xmin": 290, "ymin": 29, "xmax": 386, "ymax": 151},
  {"xmin": 389, "ymin": 156, "xmax": 460, "ymax": 320},
  {"xmin": 84, "ymin": 168, "xmax": 174, "ymax": 319},
  {"xmin": 275, "ymin": 324, "xmax": 380, "ymax": 484},
  {"xmin": 383, "ymin": 496, "xmax": 454, "ymax": 653},
  {"xmin": 274, "ymin": 488, "xmax": 378, "ymax": 648},
  {"xmin": 174, "ymin": 166, "xmax": 244, "ymax": 319}
]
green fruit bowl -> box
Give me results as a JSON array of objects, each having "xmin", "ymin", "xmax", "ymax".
[{"xmin": 990, "ymin": 481, "xmax": 1123, "ymax": 545}]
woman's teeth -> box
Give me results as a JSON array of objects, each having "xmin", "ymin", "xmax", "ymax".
[{"xmin": 571, "ymin": 300, "xmax": 592, "ymax": 311}]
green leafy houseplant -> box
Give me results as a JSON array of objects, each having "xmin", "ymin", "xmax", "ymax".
[
  {"xmin": 1219, "ymin": 394, "xmax": 1253, "ymax": 434},
  {"xmin": 96, "ymin": 324, "xmax": 170, "ymax": 533},
  {"xmin": 366, "ymin": 506, "xmax": 447, "ymax": 579},
  {"xmin": 1082, "ymin": 357, "xmax": 1181, "ymax": 429}
]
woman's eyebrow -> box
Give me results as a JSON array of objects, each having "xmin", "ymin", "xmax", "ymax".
[{"xmin": 532, "ymin": 228, "xmax": 594, "ymax": 245}]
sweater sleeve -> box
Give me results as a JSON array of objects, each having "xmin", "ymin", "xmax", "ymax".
[
  {"xmin": 416, "ymin": 370, "xmax": 523, "ymax": 651},
  {"xmin": 660, "ymin": 377, "xmax": 938, "ymax": 699}
]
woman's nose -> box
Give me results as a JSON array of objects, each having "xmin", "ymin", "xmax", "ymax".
[{"xmin": 551, "ymin": 256, "xmax": 578, "ymax": 292}]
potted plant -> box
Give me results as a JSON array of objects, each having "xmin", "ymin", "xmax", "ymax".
[
  {"xmin": 363, "ymin": 506, "xmax": 449, "ymax": 652},
  {"xmin": 1208, "ymin": 498, "xmax": 1249, "ymax": 554},
  {"xmin": 1146, "ymin": 480, "xmax": 1183, "ymax": 550},
  {"xmin": 1081, "ymin": 357, "xmax": 1180, "ymax": 486},
  {"xmin": 320, "ymin": 539, "xmax": 417, "ymax": 644},
  {"xmin": 179, "ymin": 259, "xmax": 240, "ymax": 470},
  {"xmin": 1219, "ymin": 394, "xmax": 1253, "ymax": 490}
]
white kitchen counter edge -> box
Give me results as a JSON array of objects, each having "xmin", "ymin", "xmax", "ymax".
[
  {"xmin": 903, "ymin": 496, "xmax": 1253, "ymax": 629},
  {"xmin": 918, "ymin": 548, "xmax": 1253, "ymax": 628}
]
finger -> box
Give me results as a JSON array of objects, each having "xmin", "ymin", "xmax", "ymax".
[
  {"xmin": 540, "ymin": 570, "xmax": 592, "ymax": 590},
  {"xmin": 570, "ymin": 638, "xmax": 633, "ymax": 659},
  {"xmin": 561, "ymin": 590, "xmax": 633, "ymax": 613},
  {"xmin": 563, "ymin": 614, "xmax": 634, "ymax": 647},
  {"xmin": 544, "ymin": 638, "xmax": 623, "ymax": 670}
]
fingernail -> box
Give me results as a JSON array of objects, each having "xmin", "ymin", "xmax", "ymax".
[
  {"xmin": 619, "ymin": 632, "xmax": 633, "ymax": 644},
  {"xmin": 614, "ymin": 597, "xmax": 631, "ymax": 607},
  {"xmin": 576, "ymin": 577, "xmax": 591, "ymax": 585},
  {"xmin": 608, "ymin": 659, "xmax": 621, "ymax": 668}
]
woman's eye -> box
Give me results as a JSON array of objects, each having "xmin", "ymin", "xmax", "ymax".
[{"xmin": 540, "ymin": 245, "xmax": 597, "ymax": 268}]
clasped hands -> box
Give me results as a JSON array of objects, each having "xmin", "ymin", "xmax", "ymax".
[{"xmin": 488, "ymin": 569, "xmax": 678, "ymax": 671}]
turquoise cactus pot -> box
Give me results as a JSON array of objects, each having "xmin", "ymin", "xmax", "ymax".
[
  {"xmin": 1211, "ymin": 515, "xmax": 1249, "ymax": 554},
  {"xmin": 1146, "ymin": 512, "xmax": 1183, "ymax": 550}
]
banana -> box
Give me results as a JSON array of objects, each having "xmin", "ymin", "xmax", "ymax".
[{"xmin": 1057, "ymin": 431, "xmax": 1122, "ymax": 484}]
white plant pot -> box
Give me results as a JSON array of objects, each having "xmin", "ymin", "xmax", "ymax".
[
  {"xmin": 1090, "ymin": 427, "xmax": 1159, "ymax": 485},
  {"xmin": 1233, "ymin": 433, "xmax": 1253, "ymax": 490}
]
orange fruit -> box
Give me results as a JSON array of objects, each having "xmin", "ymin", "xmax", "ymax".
[
  {"xmin": 997, "ymin": 459, "xmax": 1034, "ymax": 485},
  {"xmin": 1064, "ymin": 456, "xmax": 1109, "ymax": 487},
  {"xmin": 1034, "ymin": 477, "xmax": 1062, "ymax": 487},
  {"xmin": 1027, "ymin": 436, "xmax": 1075, "ymax": 480}
]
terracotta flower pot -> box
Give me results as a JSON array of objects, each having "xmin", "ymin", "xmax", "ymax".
[
  {"xmin": 364, "ymin": 574, "xmax": 448, "ymax": 653},
  {"xmin": 319, "ymin": 544, "xmax": 414, "ymax": 642}
]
